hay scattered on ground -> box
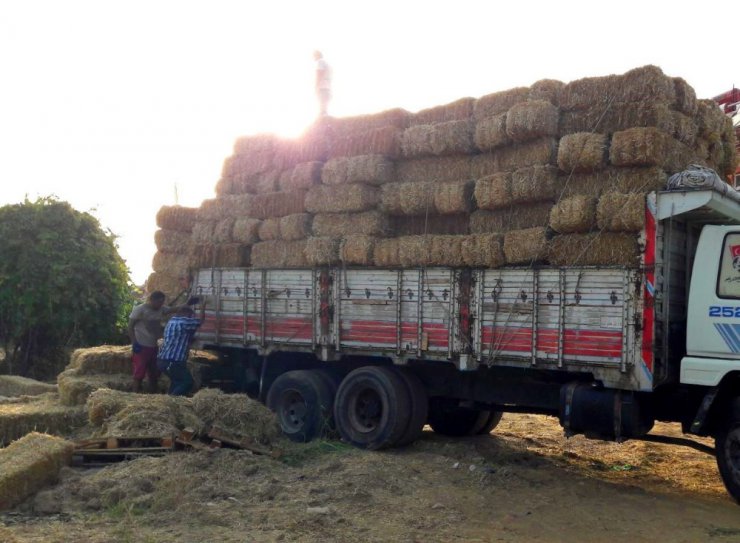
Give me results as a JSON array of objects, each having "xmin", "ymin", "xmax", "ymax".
[
  {"xmin": 549, "ymin": 195, "xmax": 597, "ymax": 233},
  {"xmin": 305, "ymin": 237, "xmax": 341, "ymax": 266},
  {"xmin": 340, "ymin": 235, "xmax": 376, "ymax": 265},
  {"xmin": 321, "ymin": 155, "xmax": 394, "ymax": 186},
  {"xmin": 461, "ymin": 234, "xmax": 505, "ymax": 267},
  {"xmin": 557, "ymin": 132, "xmax": 607, "ymax": 173},
  {"xmin": 312, "ymin": 211, "xmax": 390, "ymax": 237},
  {"xmin": 505, "ymin": 100, "xmax": 559, "ymax": 142},
  {"xmin": 156, "ymin": 206, "xmax": 197, "ymax": 232},
  {"xmin": 0, "ymin": 432, "xmax": 74, "ymax": 510},
  {"xmin": 503, "ymin": 227, "xmax": 549, "ymax": 264},
  {"xmin": 596, "ymin": 192, "xmax": 646, "ymax": 232},
  {"xmin": 0, "ymin": 376, "xmax": 56, "ymax": 398},
  {"xmin": 0, "ymin": 394, "xmax": 85, "ymax": 445},
  {"xmin": 548, "ymin": 232, "xmax": 640, "ymax": 266},
  {"xmin": 305, "ymin": 184, "xmax": 379, "ymax": 213}
]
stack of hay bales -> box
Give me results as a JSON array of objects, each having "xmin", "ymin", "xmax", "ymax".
[
  {"xmin": 0, "ymin": 375, "xmax": 57, "ymax": 398},
  {"xmin": 154, "ymin": 65, "xmax": 737, "ymax": 276},
  {"xmin": 0, "ymin": 393, "xmax": 86, "ymax": 445},
  {"xmin": 148, "ymin": 205, "xmax": 198, "ymax": 299},
  {"xmin": 57, "ymin": 346, "xmax": 137, "ymax": 406}
]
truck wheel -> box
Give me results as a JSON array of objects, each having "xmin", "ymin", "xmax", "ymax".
[
  {"xmin": 476, "ymin": 411, "xmax": 503, "ymax": 435},
  {"xmin": 266, "ymin": 370, "xmax": 334, "ymax": 443},
  {"xmin": 392, "ymin": 367, "xmax": 429, "ymax": 447},
  {"xmin": 334, "ymin": 366, "xmax": 411, "ymax": 450},
  {"xmin": 716, "ymin": 421, "xmax": 740, "ymax": 502},
  {"xmin": 428, "ymin": 399, "xmax": 491, "ymax": 437}
]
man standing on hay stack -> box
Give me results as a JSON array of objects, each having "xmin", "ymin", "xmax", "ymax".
[
  {"xmin": 314, "ymin": 50, "xmax": 331, "ymax": 117},
  {"xmin": 156, "ymin": 302, "xmax": 206, "ymax": 396}
]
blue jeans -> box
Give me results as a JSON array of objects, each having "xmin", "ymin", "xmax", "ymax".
[{"xmin": 156, "ymin": 359, "xmax": 193, "ymax": 396}]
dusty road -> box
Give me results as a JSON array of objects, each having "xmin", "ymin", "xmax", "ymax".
[{"xmin": 4, "ymin": 414, "xmax": 740, "ymax": 543}]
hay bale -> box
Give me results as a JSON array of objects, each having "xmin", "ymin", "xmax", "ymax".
[
  {"xmin": 305, "ymin": 184, "xmax": 378, "ymax": 214},
  {"xmin": 0, "ymin": 432, "xmax": 74, "ymax": 510},
  {"xmin": 390, "ymin": 214, "xmax": 470, "ymax": 236},
  {"xmin": 474, "ymin": 113, "xmax": 510, "ymax": 151},
  {"xmin": 528, "ymin": 79, "xmax": 564, "ymax": 105},
  {"xmin": 609, "ymin": 127, "xmax": 687, "ymax": 172},
  {"xmin": 461, "ymin": 234, "xmax": 505, "ymax": 267},
  {"xmin": 428, "ymin": 236, "xmax": 466, "ymax": 266},
  {"xmin": 200, "ymin": 195, "xmax": 254, "ymax": 220},
  {"xmin": 305, "ymin": 237, "xmax": 340, "ymax": 266},
  {"xmin": 232, "ymin": 218, "xmax": 261, "ymax": 244},
  {"xmin": 312, "ymin": 211, "xmax": 390, "ymax": 238},
  {"xmin": 233, "ymin": 133, "xmax": 276, "ymax": 156},
  {"xmin": 373, "ymin": 238, "xmax": 401, "ymax": 267},
  {"xmin": 559, "ymin": 102, "xmax": 676, "ymax": 136},
  {"xmin": 557, "ymin": 132, "xmax": 607, "ymax": 173},
  {"xmin": 321, "ymin": 155, "xmax": 394, "ymax": 186},
  {"xmin": 549, "ymin": 195, "xmax": 597, "ymax": 233},
  {"xmin": 279, "ymin": 213, "xmax": 312, "ymax": 240},
  {"xmin": 191, "ymin": 388, "xmax": 280, "ymax": 445},
  {"xmin": 213, "ymin": 218, "xmax": 235, "ymax": 243},
  {"xmin": 329, "ymin": 125, "xmax": 402, "ymax": 159},
  {"xmin": 271, "ymin": 132, "xmax": 329, "ymax": 171},
  {"xmin": 697, "ymin": 99, "xmax": 726, "ymax": 138},
  {"xmin": 250, "ymin": 190, "xmax": 307, "ymax": 219},
  {"xmin": 411, "ymin": 97, "xmax": 474, "ymax": 126},
  {"xmin": 191, "ymin": 221, "xmax": 215, "ymax": 244},
  {"xmin": 430, "ymin": 120, "xmax": 475, "ymax": 156},
  {"xmin": 473, "ymin": 87, "xmax": 530, "ymax": 120},
  {"xmin": 329, "ymin": 108, "xmax": 410, "ymax": 138},
  {"xmin": 511, "ymin": 165, "xmax": 559, "ymax": 204},
  {"xmin": 0, "ymin": 376, "xmax": 56, "ymax": 398},
  {"xmin": 672, "ymin": 77, "xmax": 698, "ymax": 116},
  {"xmin": 280, "ymin": 161, "xmax": 323, "ymax": 191},
  {"xmin": 505, "ymin": 100, "xmax": 559, "ymax": 142},
  {"xmin": 474, "ymin": 173, "xmax": 511, "ymax": 210},
  {"xmin": 145, "ymin": 272, "xmax": 183, "ymax": 299},
  {"xmin": 0, "ymin": 395, "xmax": 86, "ymax": 445},
  {"xmin": 380, "ymin": 181, "xmax": 435, "ymax": 216},
  {"xmin": 251, "ymin": 240, "xmax": 309, "ymax": 268},
  {"xmin": 400, "ymin": 124, "xmax": 434, "ymax": 157},
  {"xmin": 154, "ymin": 229, "xmax": 191, "ymax": 254},
  {"xmin": 213, "ymin": 244, "xmax": 250, "ymax": 267},
  {"xmin": 398, "ymin": 236, "xmax": 431, "ymax": 267},
  {"xmin": 471, "ymin": 137, "xmax": 558, "ymax": 177},
  {"xmin": 560, "ymin": 167, "xmax": 668, "ymax": 197},
  {"xmin": 434, "ymin": 181, "xmax": 475, "ymax": 214},
  {"xmin": 57, "ymin": 369, "xmax": 134, "ymax": 406},
  {"xmin": 156, "ymin": 206, "xmax": 197, "ymax": 232},
  {"xmin": 187, "ymin": 244, "xmax": 216, "ymax": 269},
  {"xmin": 258, "ymin": 218, "xmax": 281, "ymax": 241},
  {"xmin": 254, "ymin": 170, "xmax": 282, "ymax": 193},
  {"xmin": 395, "ymin": 156, "xmax": 472, "ymax": 184},
  {"xmin": 503, "ymin": 227, "xmax": 548, "ymax": 264},
  {"xmin": 340, "ymin": 235, "xmax": 376, "ymax": 265},
  {"xmin": 548, "ymin": 232, "xmax": 640, "ymax": 266},
  {"xmin": 470, "ymin": 203, "xmax": 552, "ymax": 234},
  {"xmin": 596, "ymin": 192, "xmax": 645, "ymax": 232},
  {"xmin": 151, "ymin": 252, "xmax": 189, "ymax": 276},
  {"xmin": 68, "ymin": 345, "xmax": 132, "ymax": 375}
]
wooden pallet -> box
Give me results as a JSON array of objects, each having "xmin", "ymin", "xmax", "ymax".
[{"xmin": 72, "ymin": 436, "xmax": 176, "ymax": 467}]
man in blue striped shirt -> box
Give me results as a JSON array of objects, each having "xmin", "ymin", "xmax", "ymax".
[{"xmin": 157, "ymin": 302, "xmax": 206, "ymax": 396}]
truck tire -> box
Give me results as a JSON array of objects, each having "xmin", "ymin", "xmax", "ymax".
[
  {"xmin": 428, "ymin": 399, "xmax": 491, "ymax": 437},
  {"xmin": 334, "ymin": 366, "xmax": 411, "ymax": 450},
  {"xmin": 266, "ymin": 370, "xmax": 334, "ymax": 443},
  {"xmin": 392, "ymin": 367, "xmax": 429, "ymax": 447},
  {"xmin": 476, "ymin": 411, "xmax": 503, "ymax": 435},
  {"xmin": 716, "ymin": 420, "xmax": 740, "ymax": 503}
]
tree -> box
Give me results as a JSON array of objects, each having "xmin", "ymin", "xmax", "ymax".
[{"xmin": 0, "ymin": 198, "xmax": 133, "ymax": 378}]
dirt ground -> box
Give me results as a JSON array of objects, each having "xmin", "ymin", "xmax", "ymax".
[{"xmin": 4, "ymin": 413, "xmax": 740, "ymax": 543}]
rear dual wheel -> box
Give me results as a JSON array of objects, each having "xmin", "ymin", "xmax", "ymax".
[{"xmin": 266, "ymin": 370, "xmax": 335, "ymax": 443}]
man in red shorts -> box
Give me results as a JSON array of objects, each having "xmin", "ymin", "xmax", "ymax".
[{"xmin": 127, "ymin": 291, "xmax": 173, "ymax": 393}]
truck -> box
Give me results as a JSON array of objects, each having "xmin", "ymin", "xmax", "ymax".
[{"xmin": 190, "ymin": 182, "xmax": 740, "ymax": 502}]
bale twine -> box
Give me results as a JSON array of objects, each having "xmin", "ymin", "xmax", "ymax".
[
  {"xmin": 429, "ymin": 235, "xmax": 466, "ymax": 266},
  {"xmin": 250, "ymin": 190, "xmax": 308, "ymax": 219},
  {"xmin": 279, "ymin": 213, "xmax": 312, "ymax": 240},
  {"xmin": 373, "ymin": 238, "xmax": 401, "ymax": 267},
  {"xmin": 511, "ymin": 165, "xmax": 559, "ymax": 204},
  {"xmin": 505, "ymin": 100, "xmax": 559, "ymax": 143},
  {"xmin": 380, "ymin": 182, "xmax": 435, "ymax": 216},
  {"xmin": 398, "ymin": 236, "xmax": 431, "ymax": 267},
  {"xmin": 474, "ymin": 173, "xmax": 511, "ymax": 210},
  {"xmin": 305, "ymin": 183, "xmax": 378, "ymax": 214},
  {"xmin": 430, "ymin": 120, "xmax": 475, "ymax": 156},
  {"xmin": 471, "ymin": 137, "xmax": 558, "ymax": 177},
  {"xmin": 305, "ymin": 237, "xmax": 341, "ymax": 266},
  {"xmin": 400, "ymin": 124, "xmax": 434, "ymax": 157},
  {"xmin": 395, "ymin": 156, "xmax": 472, "ymax": 184},
  {"xmin": 145, "ymin": 272, "xmax": 183, "ymax": 298},
  {"xmin": 596, "ymin": 192, "xmax": 645, "ymax": 232},
  {"xmin": 391, "ymin": 214, "xmax": 470, "ymax": 236},
  {"xmin": 156, "ymin": 206, "xmax": 197, "ymax": 232},
  {"xmin": 258, "ymin": 218, "xmax": 281, "ymax": 241},
  {"xmin": 548, "ymin": 232, "xmax": 640, "ymax": 267},
  {"xmin": 215, "ymin": 243, "xmax": 251, "ymax": 267},
  {"xmin": 528, "ymin": 79, "xmax": 564, "ymax": 105},
  {"xmin": 232, "ymin": 218, "xmax": 261, "ymax": 244},
  {"xmin": 470, "ymin": 203, "xmax": 552, "ymax": 234},
  {"xmin": 503, "ymin": 227, "xmax": 549, "ymax": 264},
  {"xmin": 461, "ymin": 234, "xmax": 505, "ymax": 267},
  {"xmin": 213, "ymin": 218, "xmax": 235, "ymax": 243},
  {"xmin": 151, "ymin": 252, "xmax": 189, "ymax": 276},
  {"xmin": 411, "ymin": 97, "xmax": 474, "ymax": 126},
  {"xmin": 473, "ymin": 87, "xmax": 530, "ymax": 120},
  {"xmin": 672, "ymin": 76, "xmax": 698, "ymax": 116},
  {"xmin": 251, "ymin": 240, "xmax": 309, "ymax": 268},
  {"xmin": 279, "ymin": 161, "xmax": 323, "ymax": 191},
  {"xmin": 609, "ymin": 127, "xmax": 686, "ymax": 172},
  {"xmin": 549, "ymin": 195, "xmax": 597, "ymax": 233},
  {"xmin": 329, "ymin": 125, "xmax": 401, "ymax": 159},
  {"xmin": 557, "ymin": 132, "xmax": 607, "ymax": 173},
  {"xmin": 154, "ymin": 229, "xmax": 191, "ymax": 254},
  {"xmin": 341, "ymin": 235, "xmax": 376, "ymax": 265},
  {"xmin": 474, "ymin": 113, "xmax": 510, "ymax": 151},
  {"xmin": 312, "ymin": 211, "xmax": 390, "ymax": 237},
  {"xmin": 434, "ymin": 181, "xmax": 475, "ymax": 214},
  {"xmin": 321, "ymin": 155, "xmax": 394, "ymax": 186}
]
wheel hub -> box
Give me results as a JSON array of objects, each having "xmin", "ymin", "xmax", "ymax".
[{"xmin": 280, "ymin": 390, "xmax": 307, "ymax": 432}]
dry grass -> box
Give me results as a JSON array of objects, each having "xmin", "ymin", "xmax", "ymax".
[
  {"xmin": 155, "ymin": 206, "xmax": 197, "ymax": 233},
  {"xmin": 596, "ymin": 192, "xmax": 646, "ymax": 232},
  {"xmin": 548, "ymin": 232, "xmax": 640, "ymax": 266},
  {"xmin": 305, "ymin": 184, "xmax": 379, "ymax": 213},
  {"xmin": 461, "ymin": 234, "xmax": 505, "ymax": 267},
  {"xmin": 503, "ymin": 227, "xmax": 549, "ymax": 264},
  {"xmin": 549, "ymin": 195, "xmax": 597, "ymax": 233},
  {"xmin": 249, "ymin": 190, "xmax": 307, "ymax": 220},
  {"xmin": 0, "ymin": 394, "xmax": 85, "ymax": 445},
  {"xmin": 411, "ymin": 97, "xmax": 474, "ymax": 126},
  {"xmin": 0, "ymin": 376, "xmax": 56, "ymax": 398},
  {"xmin": 505, "ymin": 100, "xmax": 559, "ymax": 142},
  {"xmin": 304, "ymin": 237, "xmax": 341, "ymax": 266},
  {"xmin": 340, "ymin": 235, "xmax": 376, "ymax": 265},
  {"xmin": 380, "ymin": 181, "xmax": 435, "ymax": 216},
  {"xmin": 279, "ymin": 213, "xmax": 312, "ymax": 240},
  {"xmin": 395, "ymin": 156, "xmax": 472, "ymax": 184},
  {"xmin": 154, "ymin": 229, "xmax": 191, "ymax": 254},
  {"xmin": 312, "ymin": 211, "xmax": 390, "ymax": 237},
  {"xmin": 510, "ymin": 165, "xmax": 559, "ymax": 204},
  {"xmin": 557, "ymin": 132, "xmax": 607, "ymax": 173},
  {"xmin": 251, "ymin": 240, "xmax": 309, "ymax": 268},
  {"xmin": 473, "ymin": 87, "xmax": 530, "ymax": 120},
  {"xmin": 373, "ymin": 238, "xmax": 401, "ymax": 267},
  {"xmin": 470, "ymin": 203, "xmax": 552, "ymax": 234},
  {"xmin": 474, "ymin": 113, "xmax": 510, "ymax": 151},
  {"xmin": 321, "ymin": 155, "xmax": 394, "ymax": 186},
  {"xmin": 232, "ymin": 218, "xmax": 261, "ymax": 244}
]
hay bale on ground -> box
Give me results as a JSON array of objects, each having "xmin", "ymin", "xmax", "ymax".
[
  {"xmin": 528, "ymin": 79, "xmax": 564, "ymax": 105},
  {"xmin": 305, "ymin": 184, "xmax": 378, "ymax": 214},
  {"xmin": 279, "ymin": 161, "xmax": 323, "ymax": 191},
  {"xmin": 390, "ymin": 214, "xmax": 470, "ymax": 236},
  {"xmin": 258, "ymin": 218, "xmax": 281, "ymax": 241},
  {"xmin": 434, "ymin": 181, "xmax": 475, "ymax": 214},
  {"xmin": 470, "ymin": 203, "xmax": 552, "ymax": 234},
  {"xmin": 505, "ymin": 100, "xmax": 559, "ymax": 142},
  {"xmin": 251, "ymin": 240, "xmax": 309, "ymax": 268},
  {"xmin": 154, "ymin": 230, "xmax": 191, "ymax": 254},
  {"xmin": 249, "ymin": 190, "xmax": 307, "ymax": 220},
  {"xmin": 340, "ymin": 235, "xmax": 376, "ymax": 265},
  {"xmin": 213, "ymin": 218, "xmax": 235, "ymax": 243},
  {"xmin": 68, "ymin": 346, "xmax": 132, "ymax": 375},
  {"xmin": 279, "ymin": 213, "xmax": 312, "ymax": 240},
  {"xmin": 312, "ymin": 211, "xmax": 390, "ymax": 238},
  {"xmin": 474, "ymin": 113, "xmax": 510, "ymax": 151},
  {"xmin": 609, "ymin": 127, "xmax": 687, "ymax": 172},
  {"xmin": 473, "ymin": 87, "xmax": 530, "ymax": 120},
  {"xmin": 430, "ymin": 120, "xmax": 475, "ymax": 156},
  {"xmin": 395, "ymin": 156, "xmax": 472, "ymax": 184},
  {"xmin": 549, "ymin": 196, "xmax": 597, "ymax": 233},
  {"xmin": 232, "ymin": 218, "xmax": 261, "ymax": 244},
  {"xmin": 557, "ymin": 132, "xmax": 607, "ymax": 173},
  {"xmin": 57, "ymin": 369, "xmax": 134, "ymax": 406},
  {"xmin": 145, "ymin": 272, "xmax": 184, "ymax": 299},
  {"xmin": 305, "ymin": 237, "xmax": 341, "ymax": 266},
  {"xmin": 0, "ymin": 395, "xmax": 86, "ymax": 445},
  {"xmin": 461, "ymin": 234, "xmax": 505, "ymax": 267},
  {"xmin": 0, "ymin": 432, "xmax": 74, "ymax": 510},
  {"xmin": 474, "ymin": 173, "xmax": 511, "ymax": 210},
  {"xmin": 548, "ymin": 233, "xmax": 640, "ymax": 266},
  {"xmin": 511, "ymin": 165, "xmax": 559, "ymax": 204},
  {"xmin": 503, "ymin": 227, "xmax": 549, "ymax": 264},
  {"xmin": 321, "ymin": 155, "xmax": 394, "ymax": 186},
  {"xmin": 0, "ymin": 376, "xmax": 56, "ymax": 398},
  {"xmin": 411, "ymin": 97, "xmax": 474, "ymax": 126},
  {"xmin": 156, "ymin": 206, "xmax": 197, "ymax": 232},
  {"xmin": 373, "ymin": 238, "xmax": 401, "ymax": 267},
  {"xmin": 596, "ymin": 192, "xmax": 645, "ymax": 232},
  {"xmin": 380, "ymin": 182, "xmax": 435, "ymax": 216},
  {"xmin": 471, "ymin": 137, "xmax": 558, "ymax": 177}
]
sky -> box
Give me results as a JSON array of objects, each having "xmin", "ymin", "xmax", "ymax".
[{"xmin": 0, "ymin": 0, "xmax": 736, "ymax": 284}]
